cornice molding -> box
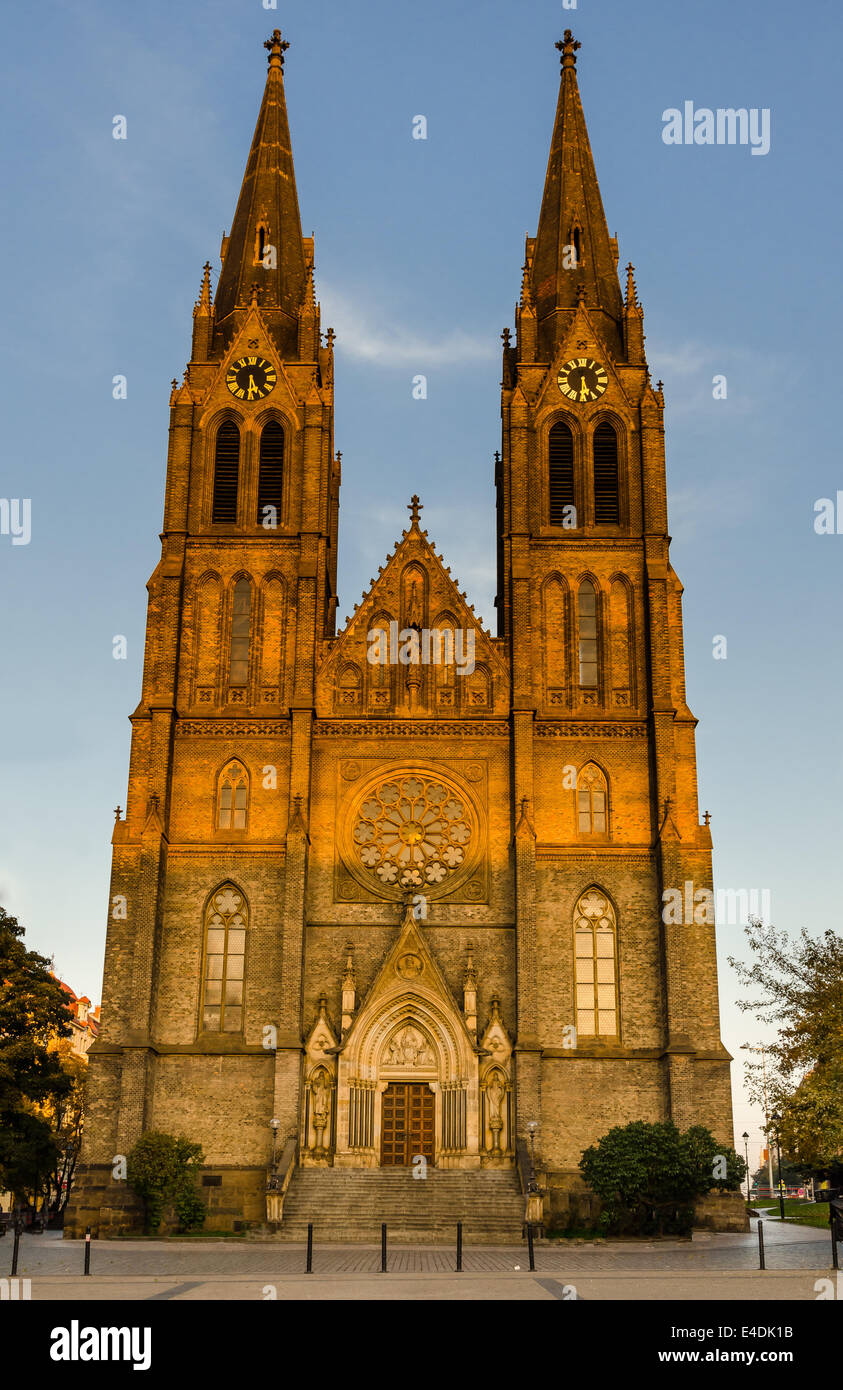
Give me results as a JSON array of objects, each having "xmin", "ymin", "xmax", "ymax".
[
  {"xmin": 535, "ymin": 721, "xmax": 646, "ymax": 738},
  {"xmin": 314, "ymin": 720, "xmax": 510, "ymax": 738}
]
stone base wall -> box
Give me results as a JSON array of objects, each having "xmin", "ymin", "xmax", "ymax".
[
  {"xmin": 693, "ymin": 1188, "xmax": 750, "ymax": 1233},
  {"xmin": 64, "ymin": 1164, "xmax": 267, "ymax": 1238},
  {"xmin": 541, "ymin": 1169, "xmax": 601, "ymax": 1232},
  {"xmin": 540, "ymin": 1171, "xmax": 750, "ymax": 1235},
  {"xmin": 64, "ymin": 1165, "xmax": 145, "ymax": 1238}
]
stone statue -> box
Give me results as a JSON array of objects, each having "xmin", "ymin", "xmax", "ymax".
[
  {"xmin": 385, "ymin": 1025, "xmax": 433, "ymax": 1068},
  {"xmin": 310, "ymin": 1069, "xmax": 332, "ymax": 1152},
  {"xmin": 486, "ymin": 1073, "xmax": 506, "ymax": 1155}
]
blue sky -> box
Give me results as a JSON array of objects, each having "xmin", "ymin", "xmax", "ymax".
[{"xmin": 1, "ymin": 0, "xmax": 840, "ymax": 1162}]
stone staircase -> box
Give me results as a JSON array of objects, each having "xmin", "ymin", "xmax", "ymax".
[{"xmin": 276, "ymin": 1167, "xmax": 526, "ymax": 1244}]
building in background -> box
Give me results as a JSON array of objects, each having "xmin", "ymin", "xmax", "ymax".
[{"xmin": 52, "ymin": 976, "xmax": 101, "ymax": 1058}]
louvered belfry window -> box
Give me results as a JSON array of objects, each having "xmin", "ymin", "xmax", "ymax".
[
  {"xmin": 212, "ymin": 422, "xmax": 240, "ymax": 523},
  {"xmin": 257, "ymin": 421, "xmax": 284, "ymax": 524},
  {"xmin": 593, "ymin": 422, "xmax": 620, "ymax": 524},
  {"xmin": 548, "ymin": 421, "xmax": 575, "ymax": 525}
]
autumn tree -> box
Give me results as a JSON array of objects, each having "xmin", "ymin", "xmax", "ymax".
[
  {"xmin": 0, "ymin": 905, "xmax": 72, "ymax": 1206},
  {"xmin": 729, "ymin": 918, "xmax": 843, "ymax": 1177}
]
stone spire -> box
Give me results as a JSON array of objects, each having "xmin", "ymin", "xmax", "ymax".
[
  {"xmin": 530, "ymin": 31, "xmax": 624, "ymax": 360},
  {"xmin": 191, "ymin": 261, "xmax": 213, "ymax": 361},
  {"xmin": 213, "ymin": 29, "xmax": 307, "ymax": 331}
]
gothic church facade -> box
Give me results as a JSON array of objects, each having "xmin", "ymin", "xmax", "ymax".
[{"xmin": 67, "ymin": 29, "xmax": 735, "ymax": 1235}]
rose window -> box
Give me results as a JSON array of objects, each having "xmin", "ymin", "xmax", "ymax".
[{"xmin": 351, "ymin": 774, "xmax": 474, "ymax": 892}]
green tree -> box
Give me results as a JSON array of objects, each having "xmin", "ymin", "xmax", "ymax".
[
  {"xmin": 37, "ymin": 1039, "xmax": 87, "ymax": 1219},
  {"xmin": 729, "ymin": 918, "xmax": 843, "ymax": 1175},
  {"xmin": 579, "ymin": 1120, "xmax": 746, "ymax": 1236},
  {"xmin": 126, "ymin": 1132, "xmax": 206, "ymax": 1234},
  {"xmin": 777, "ymin": 1064, "xmax": 843, "ymax": 1173},
  {"xmin": 0, "ymin": 905, "xmax": 72, "ymax": 1206}
]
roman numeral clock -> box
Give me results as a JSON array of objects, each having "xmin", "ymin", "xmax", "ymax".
[
  {"xmin": 557, "ymin": 356, "xmax": 608, "ymax": 403},
  {"xmin": 226, "ymin": 355, "xmax": 277, "ymax": 401}
]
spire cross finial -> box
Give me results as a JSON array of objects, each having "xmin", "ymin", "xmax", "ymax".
[
  {"xmin": 114, "ymin": 806, "xmax": 123, "ymax": 822},
  {"xmin": 555, "ymin": 29, "xmax": 581, "ymax": 69},
  {"xmin": 408, "ymin": 495, "xmax": 423, "ymax": 526},
  {"xmin": 264, "ymin": 28, "xmax": 290, "ymax": 70},
  {"xmin": 501, "ymin": 327, "xmax": 511, "ymax": 347},
  {"xmin": 325, "ymin": 326, "xmax": 336, "ymax": 349}
]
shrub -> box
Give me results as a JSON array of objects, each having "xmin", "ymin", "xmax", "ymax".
[
  {"xmin": 126, "ymin": 1132, "xmax": 205, "ymax": 1235},
  {"xmin": 580, "ymin": 1120, "xmax": 746, "ymax": 1237}
]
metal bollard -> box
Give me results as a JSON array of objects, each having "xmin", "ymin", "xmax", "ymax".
[
  {"xmin": 381, "ymin": 1222, "xmax": 387, "ymax": 1273},
  {"xmin": 757, "ymin": 1218, "xmax": 765, "ymax": 1270},
  {"xmin": 84, "ymin": 1226, "xmax": 92, "ymax": 1276},
  {"xmin": 306, "ymin": 1222, "xmax": 313, "ymax": 1274},
  {"xmin": 831, "ymin": 1210, "xmax": 839, "ymax": 1272},
  {"xmin": 456, "ymin": 1221, "xmax": 462, "ymax": 1273},
  {"xmin": 11, "ymin": 1221, "xmax": 21, "ymax": 1278},
  {"xmin": 527, "ymin": 1222, "xmax": 536, "ymax": 1272}
]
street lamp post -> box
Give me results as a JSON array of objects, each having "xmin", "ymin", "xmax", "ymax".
[
  {"xmin": 527, "ymin": 1121, "xmax": 538, "ymax": 1191},
  {"xmin": 742, "ymin": 1132, "xmax": 751, "ymax": 1208},
  {"xmin": 270, "ymin": 1117, "xmax": 280, "ymax": 1170},
  {"xmin": 770, "ymin": 1111, "xmax": 785, "ymax": 1222}
]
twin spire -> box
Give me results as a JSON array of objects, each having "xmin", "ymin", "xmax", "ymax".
[
  {"xmin": 210, "ymin": 30, "xmax": 630, "ymax": 366},
  {"xmin": 530, "ymin": 30, "xmax": 625, "ymax": 360},
  {"xmin": 213, "ymin": 28, "xmax": 306, "ymax": 328}
]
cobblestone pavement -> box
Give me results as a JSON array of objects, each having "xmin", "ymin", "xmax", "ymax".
[{"xmin": 5, "ymin": 1220, "xmax": 837, "ymax": 1282}]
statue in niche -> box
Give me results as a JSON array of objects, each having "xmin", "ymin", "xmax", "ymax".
[
  {"xmin": 486, "ymin": 1072, "xmax": 506, "ymax": 1155},
  {"xmin": 310, "ymin": 1068, "xmax": 332, "ymax": 1153}
]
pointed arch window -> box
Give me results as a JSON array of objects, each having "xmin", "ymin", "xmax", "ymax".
[
  {"xmin": 548, "ymin": 422, "xmax": 575, "ymax": 525},
  {"xmin": 217, "ymin": 760, "xmax": 248, "ymax": 830},
  {"xmin": 257, "ymin": 421, "xmax": 284, "ymax": 525},
  {"xmin": 201, "ymin": 885, "xmax": 247, "ymax": 1033},
  {"xmin": 577, "ymin": 763, "xmax": 608, "ymax": 834},
  {"xmin": 593, "ymin": 422, "xmax": 620, "ymax": 524},
  {"xmin": 574, "ymin": 888, "xmax": 618, "ymax": 1038},
  {"xmin": 212, "ymin": 422, "xmax": 240, "ymax": 523},
  {"xmin": 577, "ymin": 580, "xmax": 599, "ymax": 688},
  {"xmin": 229, "ymin": 579, "xmax": 251, "ymax": 686}
]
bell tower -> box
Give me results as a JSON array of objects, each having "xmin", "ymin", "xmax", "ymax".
[
  {"xmin": 66, "ymin": 30, "xmax": 341, "ymax": 1234},
  {"xmin": 498, "ymin": 32, "xmax": 733, "ymax": 1155}
]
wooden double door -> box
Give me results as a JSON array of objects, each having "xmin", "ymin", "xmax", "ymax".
[{"xmin": 380, "ymin": 1083, "xmax": 435, "ymax": 1166}]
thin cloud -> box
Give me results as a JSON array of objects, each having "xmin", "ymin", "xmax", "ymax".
[{"xmin": 319, "ymin": 284, "xmax": 496, "ymax": 367}]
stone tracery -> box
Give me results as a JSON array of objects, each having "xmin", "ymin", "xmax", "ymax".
[{"xmin": 351, "ymin": 772, "xmax": 475, "ymax": 892}]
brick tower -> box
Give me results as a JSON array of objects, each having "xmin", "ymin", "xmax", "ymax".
[
  {"xmin": 495, "ymin": 30, "xmax": 734, "ymax": 1206},
  {"xmin": 66, "ymin": 30, "xmax": 737, "ymax": 1238}
]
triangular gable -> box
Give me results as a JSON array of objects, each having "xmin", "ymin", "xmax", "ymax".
[
  {"xmin": 316, "ymin": 504, "xmax": 508, "ymax": 715},
  {"xmin": 197, "ymin": 306, "xmax": 302, "ymax": 426},
  {"xmin": 340, "ymin": 900, "xmax": 478, "ymax": 1063},
  {"xmin": 534, "ymin": 300, "xmax": 632, "ymax": 415}
]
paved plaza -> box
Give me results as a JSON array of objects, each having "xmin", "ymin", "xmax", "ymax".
[{"xmin": 4, "ymin": 1217, "xmax": 838, "ymax": 1301}]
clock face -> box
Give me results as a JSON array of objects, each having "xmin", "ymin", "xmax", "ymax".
[
  {"xmin": 225, "ymin": 355, "xmax": 277, "ymax": 401},
  {"xmin": 557, "ymin": 357, "xmax": 608, "ymax": 404}
]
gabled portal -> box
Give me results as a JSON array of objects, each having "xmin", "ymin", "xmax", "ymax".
[{"xmin": 334, "ymin": 902, "xmax": 487, "ymax": 1169}]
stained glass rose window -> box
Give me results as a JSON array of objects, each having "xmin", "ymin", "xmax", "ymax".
[{"xmin": 350, "ymin": 773, "xmax": 474, "ymax": 893}]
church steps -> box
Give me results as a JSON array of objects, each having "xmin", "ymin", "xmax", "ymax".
[{"xmin": 275, "ymin": 1167, "xmax": 526, "ymax": 1243}]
